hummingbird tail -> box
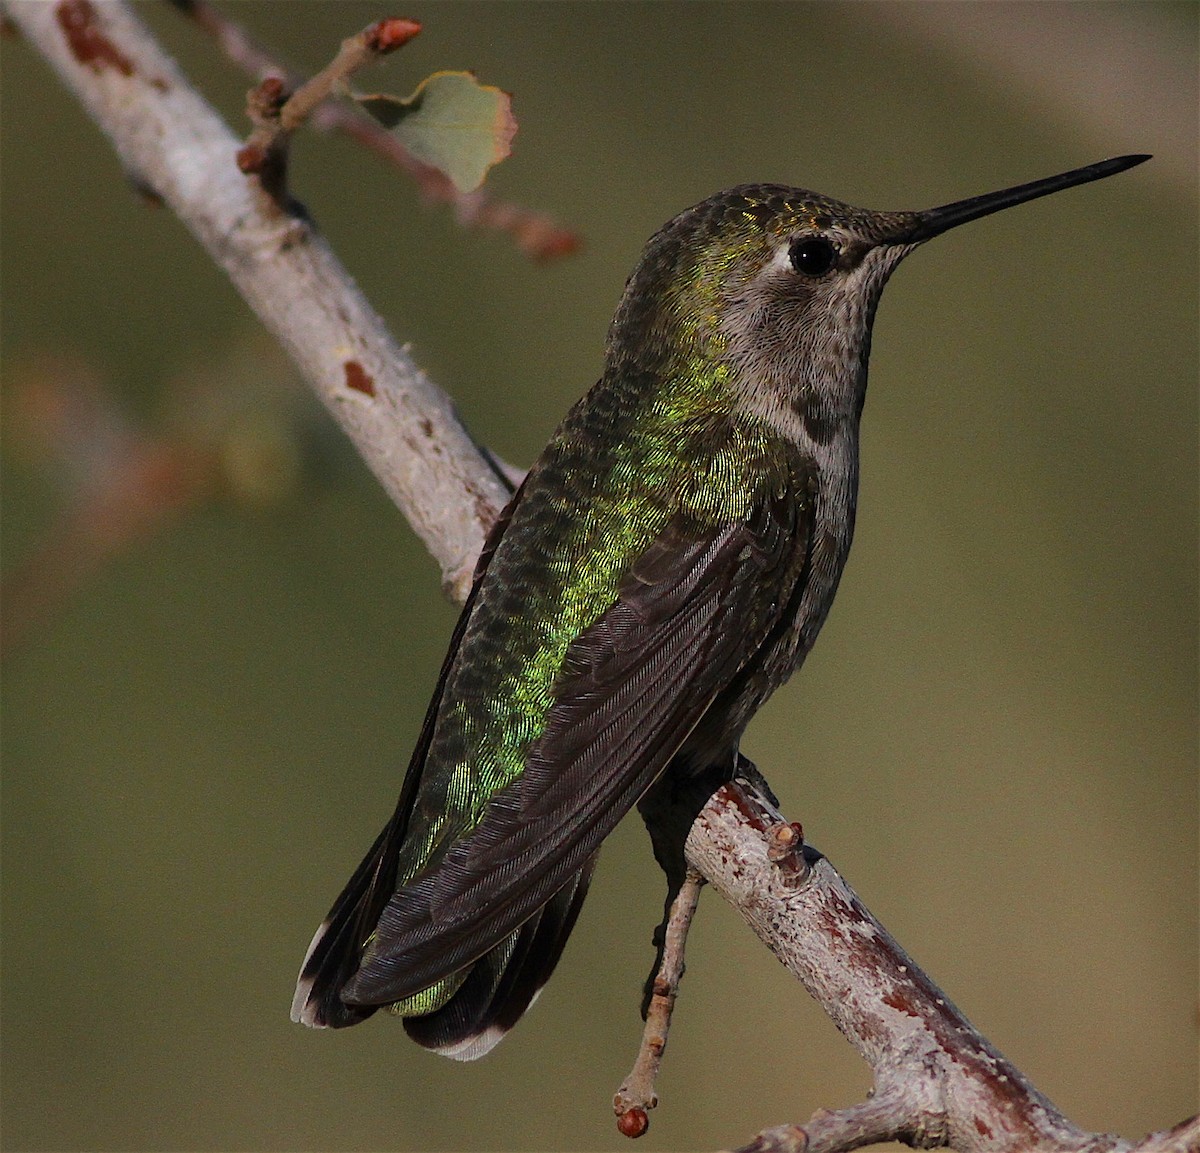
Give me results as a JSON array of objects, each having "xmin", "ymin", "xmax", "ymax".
[
  {"xmin": 291, "ymin": 821, "xmax": 394, "ymax": 1029},
  {"xmin": 402, "ymin": 855, "xmax": 597, "ymax": 1060},
  {"xmin": 291, "ymin": 830, "xmax": 596, "ymax": 1056}
]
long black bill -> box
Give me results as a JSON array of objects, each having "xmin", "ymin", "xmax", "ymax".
[{"xmin": 904, "ymin": 154, "xmax": 1151, "ymax": 243}]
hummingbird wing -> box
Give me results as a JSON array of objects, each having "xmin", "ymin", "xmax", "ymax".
[
  {"xmin": 292, "ymin": 486, "xmax": 528, "ymax": 1030},
  {"xmin": 342, "ymin": 474, "xmax": 815, "ymax": 1008}
]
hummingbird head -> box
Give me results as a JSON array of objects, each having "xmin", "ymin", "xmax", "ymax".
[{"xmin": 607, "ymin": 156, "xmax": 1149, "ymax": 442}]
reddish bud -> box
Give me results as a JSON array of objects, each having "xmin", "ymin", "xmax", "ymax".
[
  {"xmin": 538, "ymin": 234, "xmax": 584, "ymax": 261},
  {"xmin": 251, "ymin": 75, "xmax": 288, "ymax": 114},
  {"xmin": 367, "ymin": 18, "xmax": 422, "ymax": 53},
  {"xmin": 236, "ymin": 144, "xmax": 266, "ymax": 174},
  {"xmin": 616, "ymin": 1109, "xmax": 649, "ymax": 1139}
]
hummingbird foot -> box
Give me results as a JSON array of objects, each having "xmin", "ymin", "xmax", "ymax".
[{"xmin": 636, "ymin": 757, "xmax": 732, "ymax": 1015}]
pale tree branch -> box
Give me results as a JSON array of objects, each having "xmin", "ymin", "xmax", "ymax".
[
  {"xmin": 8, "ymin": 0, "xmax": 509, "ymax": 601},
  {"xmin": 690, "ymin": 772, "xmax": 1200, "ymax": 1153},
  {"xmin": 6, "ymin": 4, "xmax": 1193, "ymax": 1151}
]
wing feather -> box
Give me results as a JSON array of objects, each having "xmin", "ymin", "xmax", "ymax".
[
  {"xmin": 343, "ymin": 483, "xmax": 812, "ymax": 1006},
  {"xmin": 292, "ymin": 483, "xmax": 525, "ymax": 1028}
]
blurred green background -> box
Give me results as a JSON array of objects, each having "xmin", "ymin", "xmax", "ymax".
[{"xmin": 2, "ymin": 3, "xmax": 1196, "ymax": 1150}]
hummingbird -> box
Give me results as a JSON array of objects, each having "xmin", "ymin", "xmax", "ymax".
[{"xmin": 292, "ymin": 154, "xmax": 1149, "ymax": 1058}]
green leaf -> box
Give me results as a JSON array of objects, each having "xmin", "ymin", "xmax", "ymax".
[{"xmin": 357, "ymin": 70, "xmax": 516, "ymax": 194}]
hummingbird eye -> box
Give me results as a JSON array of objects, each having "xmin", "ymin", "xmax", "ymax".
[{"xmin": 788, "ymin": 237, "xmax": 838, "ymax": 277}]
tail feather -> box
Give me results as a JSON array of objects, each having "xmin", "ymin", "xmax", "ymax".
[
  {"xmin": 402, "ymin": 854, "xmax": 597, "ymax": 1060},
  {"xmin": 292, "ymin": 824, "xmax": 597, "ymax": 1057},
  {"xmin": 291, "ymin": 822, "xmax": 395, "ymax": 1029}
]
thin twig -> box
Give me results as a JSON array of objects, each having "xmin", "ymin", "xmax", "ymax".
[
  {"xmin": 0, "ymin": 337, "xmax": 317, "ymax": 657},
  {"xmin": 613, "ymin": 869, "xmax": 705, "ymax": 1137},
  {"xmin": 171, "ymin": 0, "xmax": 581, "ymax": 260},
  {"xmin": 236, "ymin": 16, "xmax": 421, "ymax": 200},
  {"xmin": 0, "ymin": 379, "xmax": 210, "ymax": 658},
  {"xmin": 281, "ymin": 17, "xmax": 420, "ymax": 133}
]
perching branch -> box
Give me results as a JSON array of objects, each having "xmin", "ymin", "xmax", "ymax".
[
  {"xmin": 7, "ymin": 4, "xmax": 1194, "ymax": 1151},
  {"xmin": 689, "ymin": 773, "xmax": 1200, "ymax": 1153}
]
